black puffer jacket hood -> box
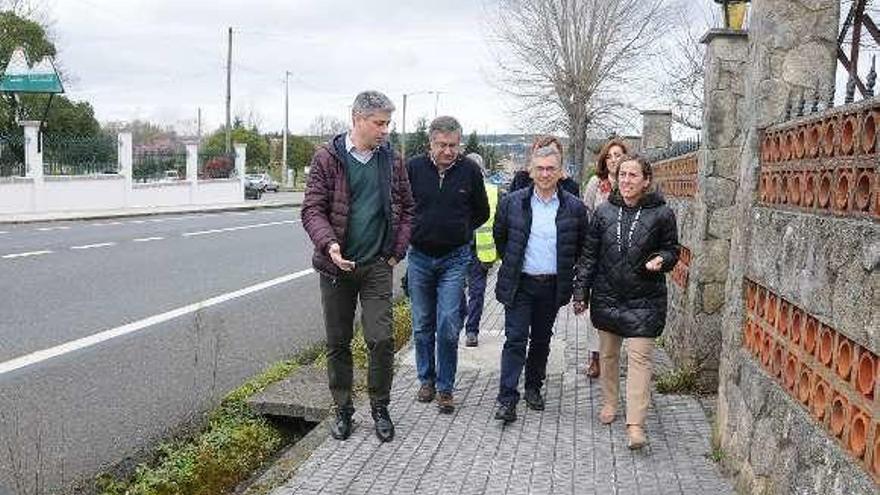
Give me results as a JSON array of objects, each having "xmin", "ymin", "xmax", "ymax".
[{"xmin": 573, "ymin": 189, "xmax": 680, "ymax": 338}]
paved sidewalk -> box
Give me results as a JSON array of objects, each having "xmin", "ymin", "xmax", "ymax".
[
  {"xmin": 0, "ymin": 191, "xmax": 302, "ymax": 224},
  {"xmin": 271, "ymin": 274, "xmax": 733, "ymax": 495}
]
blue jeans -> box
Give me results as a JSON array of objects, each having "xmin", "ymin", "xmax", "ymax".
[
  {"xmin": 408, "ymin": 245, "xmax": 470, "ymax": 394},
  {"xmin": 497, "ymin": 275, "xmax": 560, "ymax": 406},
  {"xmin": 459, "ymin": 249, "xmax": 490, "ymax": 336}
]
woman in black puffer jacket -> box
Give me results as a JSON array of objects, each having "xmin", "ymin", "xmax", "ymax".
[{"xmin": 573, "ymin": 154, "xmax": 679, "ymax": 450}]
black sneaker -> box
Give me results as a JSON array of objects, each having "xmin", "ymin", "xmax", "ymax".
[
  {"xmin": 524, "ymin": 388, "xmax": 545, "ymax": 411},
  {"xmin": 465, "ymin": 333, "xmax": 479, "ymax": 347},
  {"xmin": 371, "ymin": 404, "xmax": 395, "ymax": 442},
  {"xmin": 329, "ymin": 406, "xmax": 354, "ymax": 440},
  {"xmin": 494, "ymin": 402, "xmax": 517, "ymax": 424}
]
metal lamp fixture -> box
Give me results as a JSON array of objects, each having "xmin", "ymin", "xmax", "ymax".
[{"xmin": 714, "ymin": 0, "xmax": 751, "ymax": 30}]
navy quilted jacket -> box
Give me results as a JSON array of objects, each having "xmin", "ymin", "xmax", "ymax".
[
  {"xmin": 573, "ymin": 190, "xmax": 679, "ymax": 338},
  {"xmin": 493, "ymin": 185, "xmax": 589, "ymax": 308}
]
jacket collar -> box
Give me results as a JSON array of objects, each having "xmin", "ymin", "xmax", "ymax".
[{"xmin": 607, "ymin": 189, "xmax": 666, "ymax": 209}]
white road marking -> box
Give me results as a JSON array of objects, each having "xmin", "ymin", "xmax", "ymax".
[
  {"xmin": 91, "ymin": 221, "xmax": 123, "ymax": 227},
  {"xmin": 70, "ymin": 242, "xmax": 117, "ymax": 250},
  {"xmin": 129, "ymin": 220, "xmax": 147, "ymax": 224},
  {"xmin": 147, "ymin": 218, "xmax": 168, "ymax": 223},
  {"xmin": 0, "ymin": 269, "xmax": 316, "ymax": 375},
  {"xmin": 36, "ymin": 226, "xmax": 71, "ymax": 232},
  {"xmin": 0, "ymin": 231, "xmax": 8, "ymax": 235},
  {"xmin": 182, "ymin": 220, "xmax": 299, "ymax": 237},
  {"xmin": 2, "ymin": 250, "xmax": 52, "ymax": 259},
  {"xmin": 133, "ymin": 236, "xmax": 164, "ymax": 243}
]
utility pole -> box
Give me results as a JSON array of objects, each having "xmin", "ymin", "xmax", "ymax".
[
  {"xmin": 283, "ymin": 70, "xmax": 290, "ymax": 187},
  {"xmin": 225, "ymin": 27, "xmax": 232, "ymax": 154},
  {"xmin": 401, "ymin": 93, "xmax": 408, "ymax": 160}
]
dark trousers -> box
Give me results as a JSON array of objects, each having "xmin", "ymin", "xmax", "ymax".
[
  {"xmin": 459, "ymin": 249, "xmax": 490, "ymax": 336},
  {"xmin": 497, "ymin": 275, "xmax": 560, "ymax": 406},
  {"xmin": 320, "ymin": 259, "xmax": 394, "ymax": 409}
]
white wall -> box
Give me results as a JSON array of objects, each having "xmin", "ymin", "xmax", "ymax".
[{"xmin": 0, "ymin": 128, "xmax": 247, "ymax": 216}]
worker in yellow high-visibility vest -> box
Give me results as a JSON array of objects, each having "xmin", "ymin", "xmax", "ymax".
[{"xmin": 460, "ymin": 152, "xmax": 500, "ymax": 347}]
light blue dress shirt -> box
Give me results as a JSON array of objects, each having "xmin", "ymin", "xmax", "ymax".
[{"xmin": 522, "ymin": 190, "xmax": 559, "ymax": 275}]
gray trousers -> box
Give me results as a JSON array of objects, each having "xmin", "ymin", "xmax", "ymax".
[{"xmin": 320, "ymin": 259, "xmax": 394, "ymax": 409}]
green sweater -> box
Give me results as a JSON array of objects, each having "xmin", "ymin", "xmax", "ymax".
[{"xmin": 343, "ymin": 151, "xmax": 386, "ymax": 262}]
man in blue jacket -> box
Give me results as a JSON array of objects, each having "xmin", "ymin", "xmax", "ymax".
[
  {"xmin": 407, "ymin": 116, "xmax": 490, "ymax": 414},
  {"xmin": 492, "ymin": 142, "xmax": 588, "ymax": 423}
]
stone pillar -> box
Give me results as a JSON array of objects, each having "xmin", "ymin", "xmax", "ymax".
[
  {"xmin": 21, "ymin": 120, "xmax": 44, "ymax": 212},
  {"xmin": 118, "ymin": 132, "xmax": 133, "ymax": 207},
  {"xmin": 715, "ymin": 0, "xmax": 840, "ymax": 492},
  {"xmin": 640, "ymin": 110, "xmax": 672, "ymax": 151},
  {"xmin": 234, "ymin": 143, "xmax": 247, "ymax": 197},
  {"xmin": 22, "ymin": 121, "xmax": 42, "ymax": 179},
  {"xmin": 185, "ymin": 140, "xmax": 199, "ymax": 204}
]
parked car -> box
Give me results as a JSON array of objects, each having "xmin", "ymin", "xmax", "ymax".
[
  {"xmin": 246, "ymin": 173, "xmax": 279, "ymax": 192},
  {"xmin": 244, "ymin": 177, "xmax": 262, "ymax": 200},
  {"xmin": 163, "ymin": 170, "xmax": 181, "ymax": 181}
]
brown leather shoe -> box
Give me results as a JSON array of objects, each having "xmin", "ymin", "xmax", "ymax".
[
  {"xmin": 437, "ymin": 392, "xmax": 455, "ymax": 414},
  {"xmin": 586, "ymin": 351, "xmax": 600, "ymax": 378},
  {"xmin": 627, "ymin": 425, "xmax": 647, "ymax": 450},
  {"xmin": 417, "ymin": 383, "xmax": 435, "ymax": 403}
]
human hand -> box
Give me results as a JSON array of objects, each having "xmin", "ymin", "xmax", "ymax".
[
  {"xmin": 645, "ymin": 255, "xmax": 664, "ymax": 272},
  {"xmin": 387, "ymin": 256, "xmax": 398, "ymax": 267},
  {"xmin": 328, "ymin": 243, "xmax": 356, "ymax": 271}
]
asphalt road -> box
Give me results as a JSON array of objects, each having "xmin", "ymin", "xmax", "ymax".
[{"xmin": 0, "ymin": 206, "xmax": 397, "ymax": 494}]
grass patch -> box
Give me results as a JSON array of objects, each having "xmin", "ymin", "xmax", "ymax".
[
  {"xmin": 655, "ymin": 365, "xmax": 699, "ymax": 394},
  {"xmin": 97, "ymin": 299, "xmax": 411, "ymax": 495}
]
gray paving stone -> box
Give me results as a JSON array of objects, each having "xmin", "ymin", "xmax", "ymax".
[{"xmin": 269, "ymin": 279, "xmax": 733, "ymax": 495}]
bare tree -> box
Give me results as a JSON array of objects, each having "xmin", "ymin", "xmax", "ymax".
[
  {"xmin": 307, "ymin": 114, "xmax": 349, "ymax": 140},
  {"xmin": 488, "ymin": 0, "xmax": 673, "ymax": 179},
  {"xmin": 658, "ymin": 7, "xmax": 715, "ymax": 131}
]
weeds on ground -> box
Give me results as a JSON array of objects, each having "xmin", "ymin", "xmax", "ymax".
[
  {"xmin": 655, "ymin": 366, "xmax": 699, "ymax": 394},
  {"xmin": 96, "ymin": 299, "xmax": 412, "ymax": 495}
]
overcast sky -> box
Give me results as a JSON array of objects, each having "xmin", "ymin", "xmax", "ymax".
[
  {"xmin": 39, "ymin": 0, "xmax": 730, "ymax": 139},
  {"xmin": 44, "ymin": 0, "xmax": 523, "ymax": 136}
]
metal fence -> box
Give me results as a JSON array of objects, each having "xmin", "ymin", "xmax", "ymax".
[
  {"xmin": 133, "ymin": 147, "xmax": 187, "ymax": 183},
  {"xmin": 198, "ymin": 152, "xmax": 235, "ymax": 179},
  {"xmin": 644, "ymin": 137, "xmax": 701, "ymax": 163},
  {"xmin": 43, "ymin": 134, "xmax": 118, "ymax": 176},
  {"xmin": 0, "ymin": 134, "xmax": 25, "ymax": 178}
]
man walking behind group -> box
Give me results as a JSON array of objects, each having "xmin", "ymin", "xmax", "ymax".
[
  {"xmin": 459, "ymin": 152, "xmax": 499, "ymax": 348},
  {"xmin": 407, "ymin": 116, "xmax": 490, "ymax": 414},
  {"xmin": 492, "ymin": 138, "xmax": 588, "ymax": 423},
  {"xmin": 301, "ymin": 90, "xmax": 414, "ymax": 442}
]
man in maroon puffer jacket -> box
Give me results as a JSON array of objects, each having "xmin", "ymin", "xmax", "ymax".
[{"xmin": 301, "ymin": 90, "xmax": 414, "ymax": 442}]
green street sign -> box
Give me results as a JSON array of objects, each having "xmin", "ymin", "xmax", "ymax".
[{"xmin": 0, "ymin": 47, "xmax": 63, "ymax": 94}]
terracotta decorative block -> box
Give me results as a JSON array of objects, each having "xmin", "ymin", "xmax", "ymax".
[
  {"xmin": 862, "ymin": 111, "xmax": 877, "ymax": 154},
  {"xmin": 784, "ymin": 354, "xmax": 799, "ymax": 391},
  {"xmin": 830, "ymin": 393, "xmax": 849, "ymax": 437},
  {"xmin": 821, "ymin": 119, "xmax": 836, "ymax": 157},
  {"xmin": 837, "ymin": 337, "xmax": 854, "ymax": 380},
  {"xmin": 807, "ymin": 123, "xmax": 821, "ymax": 158},
  {"xmin": 856, "ymin": 350, "xmax": 876, "ymax": 398},
  {"xmin": 803, "ymin": 315, "xmax": 818, "ymax": 356},
  {"xmin": 804, "ymin": 171, "xmax": 817, "ymax": 208},
  {"xmin": 812, "ymin": 379, "xmax": 829, "ymax": 420},
  {"xmin": 819, "ymin": 325, "xmax": 835, "ymax": 368},
  {"xmin": 818, "ymin": 172, "xmax": 833, "ymax": 209},
  {"xmin": 850, "ymin": 408, "xmax": 869, "ymax": 459},
  {"xmin": 798, "ymin": 366, "xmax": 813, "ymax": 404},
  {"xmin": 834, "ymin": 171, "xmax": 851, "ymax": 211},
  {"xmin": 841, "ymin": 114, "xmax": 858, "ymax": 155},
  {"xmin": 854, "ymin": 169, "xmax": 873, "ymax": 212}
]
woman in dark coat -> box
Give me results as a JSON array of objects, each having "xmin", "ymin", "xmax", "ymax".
[{"xmin": 573, "ymin": 154, "xmax": 679, "ymax": 450}]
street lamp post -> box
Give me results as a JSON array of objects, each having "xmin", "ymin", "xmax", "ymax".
[{"xmin": 400, "ymin": 90, "xmax": 443, "ymax": 160}]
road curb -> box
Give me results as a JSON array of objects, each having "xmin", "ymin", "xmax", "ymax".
[
  {"xmin": 238, "ymin": 338, "xmax": 416, "ymax": 495},
  {"xmin": 0, "ymin": 201, "xmax": 302, "ymax": 225}
]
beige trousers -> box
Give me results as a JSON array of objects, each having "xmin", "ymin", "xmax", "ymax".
[{"xmin": 598, "ymin": 330, "xmax": 654, "ymax": 426}]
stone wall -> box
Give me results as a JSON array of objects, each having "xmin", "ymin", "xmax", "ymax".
[{"xmin": 712, "ymin": 0, "xmax": 880, "ymax": 492}]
